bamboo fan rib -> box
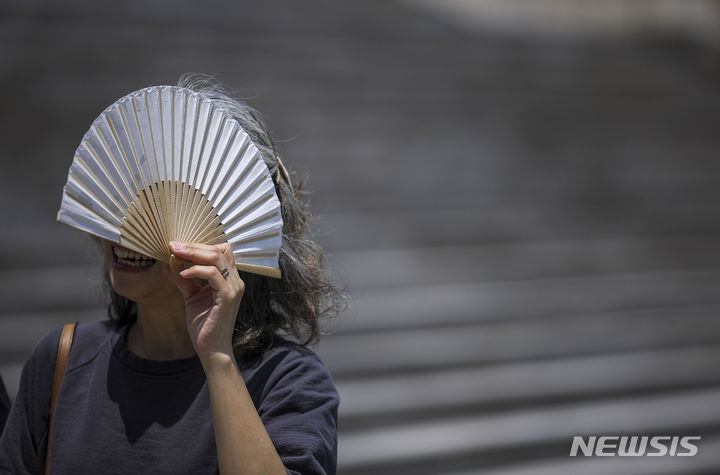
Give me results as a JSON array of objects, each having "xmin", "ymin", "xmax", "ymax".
[{"xmin": 58, "ymin": 86, "xmax": 283, "ymax": 279}]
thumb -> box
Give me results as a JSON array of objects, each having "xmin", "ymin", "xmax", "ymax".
[{"xmin": 167, "ymin": 255, "xmax": 199, "ymax": 299}]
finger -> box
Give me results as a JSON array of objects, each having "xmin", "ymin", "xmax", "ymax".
[
  {"xmin": 169, "ymin": 242, "xmax": 233, "ymax": 268},
  {"xmin": 165, "ymin": 263, "xmax": 202, "ymax": 299},
  {"xmin": 171, "ymin": 242, "xmax": 240, "ymax": 286},
  {"xmin": 169, "ymin": 254, "xmax": 190, "ymax": 275},
  {"xmin": 179, "ymin": 265, "xmax": 231, "ymax": 293}
]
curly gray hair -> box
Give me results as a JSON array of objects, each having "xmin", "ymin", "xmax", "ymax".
[{"xmin": 106, "ymin": 74, "xmax": 347, "ymax": 356}]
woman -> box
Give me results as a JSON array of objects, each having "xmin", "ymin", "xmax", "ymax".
[{"xmin": 0, "ymin": 76, "xmax": 346, "ymax": 474}]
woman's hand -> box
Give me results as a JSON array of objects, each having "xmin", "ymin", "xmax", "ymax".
[
  {"xmin": 168, "ymin": 242, "xmax": 286, "ymax": 474},
  {"xmin": 167, "ymin": 241, "xmax": 244, "ymax": 361}
]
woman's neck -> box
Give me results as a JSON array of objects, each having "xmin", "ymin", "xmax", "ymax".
[{"xmin": 127, "ymin": 297, "xmax": 196, "ymax": 361}]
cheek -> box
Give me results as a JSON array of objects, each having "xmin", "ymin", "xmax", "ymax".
[
  {"xmin": 108, "ymin": 263, "xmax": 177, "ymax": 301},
  {"xmin": 108, "ymin": 269, "xmax": 132, "ymax": 297}
]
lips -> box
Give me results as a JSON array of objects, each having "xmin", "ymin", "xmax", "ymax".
[{"xmin": 112, "ymin": 246, "xmax": 156, "ymax": 271}]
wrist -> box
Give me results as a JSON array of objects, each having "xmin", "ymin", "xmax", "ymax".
[{"xmin": 199, "ymin": 349, "xmax": 237, "ymax": 376}]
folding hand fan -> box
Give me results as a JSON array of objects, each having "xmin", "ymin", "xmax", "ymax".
[{"xmin": 57, "ymin": 85, "xmax": 283, "ymax": 278}]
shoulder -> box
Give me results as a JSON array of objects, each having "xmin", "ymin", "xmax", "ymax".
[
  {"xmin": 239, "ymin": 336, "xmax": 338, "ymax": 410},
  {"xmin": 67, "ymin": 320, "xmax": 121, "ymax": 370},
  {"xmin": 27, "ymin": 325, "xmax": 65, "ymax": 370},
  {"xmin": 30, "ymin": 320, "xmax": 123, "ymax": 373},
  {"xmin": 0, "ymin": 320, "xmax": 122, "ymax": 472},
  {"xmin": 259, "ymin": 336, "xmax": 330, "ymax": 372},
  {"xmin": 240, "ymin": 336, "xmax": 335, "ymax": 385},
  {"xmin": 241, "ymin": 337, "xmax": 339, "ymax": 474}
]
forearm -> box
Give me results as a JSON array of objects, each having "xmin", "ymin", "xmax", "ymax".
[{"xmin": 202, "ymin": 352, "xmax": 287, "ymax": 475}]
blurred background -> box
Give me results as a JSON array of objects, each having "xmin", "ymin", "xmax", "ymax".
[{"xmin": 2, "ymin": 0, "xmax": 720, "ymax": 473}]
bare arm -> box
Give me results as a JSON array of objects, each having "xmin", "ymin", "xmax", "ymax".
[
  {"xmin": 202, "ymin": 352, "xmax": 286, "ymax": 475},
  {"xmin": 168, "ymin": 241, "xmax": 286, "ymax": 475}
]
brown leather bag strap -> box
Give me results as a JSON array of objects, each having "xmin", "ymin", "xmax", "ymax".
[{"xmin": 45, "ymin": 322, "xmax": 77, "ymax": 475}]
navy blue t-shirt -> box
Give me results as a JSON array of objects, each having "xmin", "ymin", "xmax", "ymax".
[
  {"xmin": 0, "ymin": 376, "xmax": 9, "ymax": 434},
  {"xmin": 0, "ymin": 321, "xmax": 338, "ymax": 474}
]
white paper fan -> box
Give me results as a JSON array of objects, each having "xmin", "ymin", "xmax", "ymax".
[{"xmin": 57, "ymin": 85, "xmax": 283, "ymax": 278}]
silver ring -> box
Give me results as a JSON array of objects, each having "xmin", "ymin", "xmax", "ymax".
[{"xmin": 220, "ymin": 266, "xmax": 230, "ymax": 279}]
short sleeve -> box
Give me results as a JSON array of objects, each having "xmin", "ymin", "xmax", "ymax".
[
  {"xmin": 0, "ymin": 326, "xmax": 62, "ymax": 475},
  {"xmin": 245, "ymin": 343, "xmax": 339, "ymax": 475}
]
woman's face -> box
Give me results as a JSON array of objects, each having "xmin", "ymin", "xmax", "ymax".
[{"xmin": 101, "ymin": 240, "xmax": 180, "ymax": 304}]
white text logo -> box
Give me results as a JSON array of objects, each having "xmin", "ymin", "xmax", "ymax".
[{"xmin": 569, "ymin": 436, "xmax": 701, "ymax": 457}]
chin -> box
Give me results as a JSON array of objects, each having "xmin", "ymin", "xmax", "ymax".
[{"xmin": 103, "ymin": 241, "xmax": 166, "ymax": 300}]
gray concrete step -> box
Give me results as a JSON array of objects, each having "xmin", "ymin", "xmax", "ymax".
[{"xmin": 338, "ymin": 387, "xmax": 720, "ymax": 474}]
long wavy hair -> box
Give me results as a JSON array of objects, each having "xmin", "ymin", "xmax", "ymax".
[{"xmin": 105, "ymin": 74, "xmax": 347, "ymax": 357}]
